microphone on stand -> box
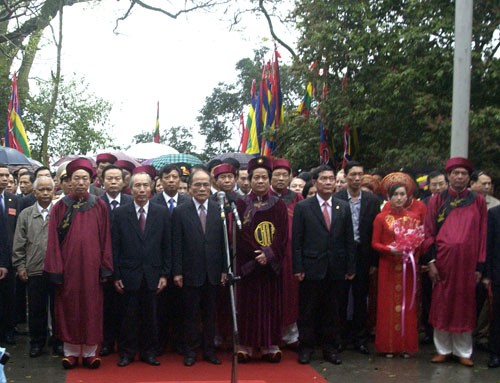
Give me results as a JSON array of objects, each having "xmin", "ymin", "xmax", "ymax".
[
  {"xmin": 217, "ymin": 191, "xmax": 226, "ymax": 220},
  {"xmin": 230, "ymin": 202, "xmax": 242, "ymax": 230}
]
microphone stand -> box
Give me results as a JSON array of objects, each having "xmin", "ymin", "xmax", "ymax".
[{"xmin": 220, "ymin": 200, "xmax": 241, "ymax": 383}]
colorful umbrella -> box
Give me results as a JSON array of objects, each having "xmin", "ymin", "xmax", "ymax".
[
  {"xmin": 125, "ymin": 143, "xmax": 178, "ymax": 161},
  {"xmin": 151, "ymin": 153, "xmax": 203, "ymax": 170}
]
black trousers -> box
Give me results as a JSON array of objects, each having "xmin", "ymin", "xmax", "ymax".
[
  {"xmin": 157, "ymin": 282, "xmax": 184, "ymax": 352},
  {"xmin": 119, "ymin": 280, "xmax": 159, "ymax": 358},
  {"xmin": 338, "ymin": 273, "xmax": 370, "ymax": 345},
  {"xmin": 490, "ymin": 284, "xmax": 500, "ymax": 356},
  {"xmin": 15, "ymin": 275, "xmax": 27, "ymax": 324},
  {"xmin": 421, "ymin": 272, "xmax": 433, "ymax": 338},
  {"xmin": 102, "ymin": 280, "xmax": 123, "ymax": 350},
  {"xmin": 298, "ymin": 274, "xmax": 343, "ymax": 353},
  {"xmin": 183, "ymin": 282, "xmax": 217, "ymax": 358},
  {"xmin": 27, "ymin": 274, "xmax": 57, "ymax": 347},
  {"xmin": 0, "ymin": 269, "xmax": 16, "ymax": 336}
]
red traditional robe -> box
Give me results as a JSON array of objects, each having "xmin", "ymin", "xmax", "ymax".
[
  {"xmin": 422, "ymin": 188, "xmax": 487, "ymax": 332},
  {"xmin": 236, "ymin": 191, "xmax": 288, "ymax": 348},
  {"xmin": 372, "ymin": 205, "xmax": 425, "ymax": 354},
  {"xmin": 44, "ymin": 193, "xmax": 113, "ymax": 345},
  {"xmin": 270, "ymin": 187, "xmax": 303, "ymax": 328}
]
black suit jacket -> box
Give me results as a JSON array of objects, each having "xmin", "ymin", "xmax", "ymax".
[
  {"xmin": 172, "ymin": 199, "xmax": 225, "ymax": 287},
  {"xmin": 292, "ymin": 196, "xmax": 356, "ymax": 280},
  {"xmin": 0, "ymin": 192, "xmax": 19, "ymax": 268},
  {"xmin": 100, "ymin": 193, "xmax": 134, "ymax": 223},
  {"xmin": 20, "ymin": 192, "xmax": 36, "ymax": 212},
  {"xmin": 487, "ymin": 205, "xmax": 500, "ymax": 286},
  {"xmin": 334, "ymin": 189, "xmax": 380, "ymax": 275},
  {"xmin": 112, "ymin": 202, "xmax": 171, "ymax": 291},
  {"xmin": 150, "ymin": 192, "xmax": 190, "ymax": 218}
]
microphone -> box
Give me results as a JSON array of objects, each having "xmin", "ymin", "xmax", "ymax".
[
  {"xmin": 230, "ymin": 202, "xmax": 242, "ymax": 230},
  {"xmin": 217, "ymin": 191, "xmax": 226, "ymax": 220}
]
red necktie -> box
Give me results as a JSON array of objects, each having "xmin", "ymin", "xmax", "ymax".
[{"xmin": 322, "ymin": 201, "xmax": 331, "ymax": 231}]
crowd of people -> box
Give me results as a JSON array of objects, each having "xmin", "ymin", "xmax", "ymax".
[{"xmin": 0, "ymin": 152, "xmax": 499, "ymax": 373}]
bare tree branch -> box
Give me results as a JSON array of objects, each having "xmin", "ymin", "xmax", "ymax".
[{"xmin": 258, "ymin": 0, "xmax": 296, "ymax": 59}]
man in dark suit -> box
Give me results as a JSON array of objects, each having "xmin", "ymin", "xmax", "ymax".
[
  {"xmin": 0, "ymin": 165, "xmax": 20, "ymax": 345},
  {"xmin": 334, "ymin": 161, "xmax": 380, "ymax": 354},
  {"xmin": 292, "ymin": 164, "xmax": 356, "ymax": 365},
  {"xmin": 172, "ymin": 167, "xmax": 226, "ymax": 366},
  {"xmin": 99, "ymin": 165, "xmax": 133, "ymax": 356},
  {"xmin": 486, "ymin": 205, "xmax": 500, "ymax": 368},
  {"xmin": 150, "ymin": 163, "xmax": 190, "ymax": 354},
  {"xmin": 112, "ymin": 171, "xmax": 171, "ymax": 367}
]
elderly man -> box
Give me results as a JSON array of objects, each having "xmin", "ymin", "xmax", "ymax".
[
  {"xmin": 44, "ymin": 158, "xmax": 113, "ymax": 369},
  {"xmin": 113, "ymin": 171, "xmax": 170, "ymax": 367},
  {"xmin": 235, "ymin": 156, "xmax": 288, "ymax": 363},
  {"xmin": 173, "ymin": 167, "xmax": 226, "ymax": 366},
  {"xmin": 12, "ymin": 176, "xmax": 62, "ymax": 357},
  {"xmin": 423, "ymin": 157, "xmax": 487, "ymax": 367},
  {"xmin": 470, "ymin": 170, "xmax": 500, "ymax": 210}
]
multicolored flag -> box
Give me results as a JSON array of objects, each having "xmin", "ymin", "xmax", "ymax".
[
  {"xmin": 244, "ymin": 79, "xmax": 259, "ymax": 154},
  {"xmin": 153, "ymin": 101, "xmax": 160, "ymax": 143},
  {"xmin": 297, "ymin": 82, "xmax": 313, "ymax": 117},
  {"xmin": 4, "ymin": 73, "xmax": 31, "ymax": 157}
]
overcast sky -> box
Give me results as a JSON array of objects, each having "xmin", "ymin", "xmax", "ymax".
[{"xmin": 29, "ymin": 1, "xmax": 296, "ymax": 152}]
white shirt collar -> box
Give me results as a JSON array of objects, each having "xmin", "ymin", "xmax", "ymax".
[{"xmin": 134, "ymin": 201, "xmax": 149, "ymax": 215}]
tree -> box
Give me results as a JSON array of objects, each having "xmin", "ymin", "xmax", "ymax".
[
  {"xmin": 23, "ymin": 76, "xmax": 113, "ymax": 163},
  {"xmin": 282, "ymin": 0, "xmax": 500, "ymax": 178}
]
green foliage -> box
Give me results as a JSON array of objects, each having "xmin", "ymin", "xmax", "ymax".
[
  {"xmin": 24, "ymin": 77, "xmax": 113, "ymax": 162},
  {"xmin": 285, "ymin": 0, "xmax": 500, "ymax": 178}
]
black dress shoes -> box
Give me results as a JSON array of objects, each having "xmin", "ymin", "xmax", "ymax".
[
  {"xmin": 53, "ymin": 344, "xmax": 64, "ymax": 356},
  {"xmin": 184, "ymin": 355, "xmax": 196, "ymax": 366},
  {"xmin": 100, "ymin": 345, "xmax": 113, "ymax": 356},
  {"xmin": 488, "ymin": 355, "xmax": 500, "ymax": 368},
  {"xmin": 298, "ymin": 349, "xmax": 313, "ymax": 364},
  {"xmin": 356, "ymin": 344, "xmax": 370, "ymax": 355},
  {"xmin": 29, "ymin": 345, "xmax": 43, "ymax": 358},
  {"xmin": 203, "ymin": 354, "xmax": 222, "ymax": 365},
  {"xmin": 323, "ymin": 351, "xmax": 342, "ymax": 365},
  {"xmin": 141, "ymin": 355, "xmax": 161, "ymax": 366},
  {"xmin": 117, "ymin": 355, "xmax": 134, "ymax": 367}
]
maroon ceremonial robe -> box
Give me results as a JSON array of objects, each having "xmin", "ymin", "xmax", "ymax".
[
  {"xmin": 236, "ymin": 192, "xmax": 288, "ymax": 348},
  {"xmin": 270, "ymin": 187, "xmax": 302, "ymax": 328},
  {"xmin": 44, "ymin": 193, "xmax": 113, "ymax": 345},
  {"xmin": 422, "ymin": 188, "xmax": 487, "ymax": 332}
]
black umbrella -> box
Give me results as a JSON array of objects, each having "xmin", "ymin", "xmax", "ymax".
[
  {"xmin": 212, "ymin": 152, "xmax": 257, "ymax": 168},
  {"xmin": 0, "ymin": 147, "xmax": 31, "ymax": 165}
]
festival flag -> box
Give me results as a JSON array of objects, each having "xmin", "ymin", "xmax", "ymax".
[
  {"xmin": 255, "ymin": 65, "xmax": 269, "ymax": 155},
  {"xmin": 4, "ymin": 73, "xmax": 31, "ymax": 157},
  {"xmin": 343, "ymin": 123, "xmax": 352, "ymax": 167},
  {"xmin": 244, "ymin": 79, "xmax": 259, "ymax": 154},
  {"xmin": 297, "ymin": 82, "xmax": 313, "ymax": 117},
  {"xmin": 153, "ymin": 101, "xmax": 160, "ymax": 143}
]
